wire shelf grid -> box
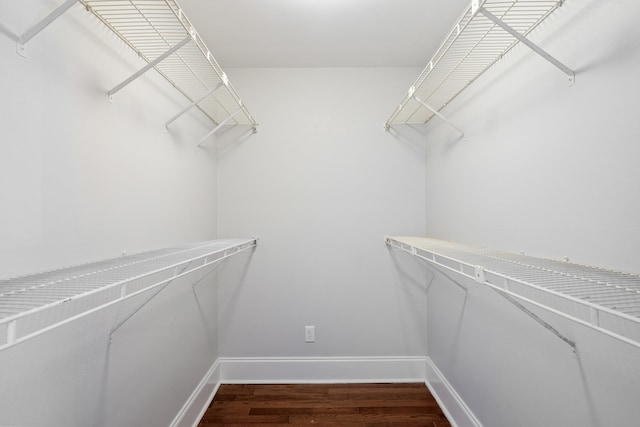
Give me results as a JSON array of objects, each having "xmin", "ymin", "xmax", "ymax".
[
  {"xmin": 0, "ymin": 238, "xmax": 257, "ymax": 350},
  {"xmin": 80, "ymin": 0, "xmax": 256, "ymax": 128},
  {"xmin": 386, "ymin": 0, "xmax": 562, "ymax": 128},
  {"xmin": 386, "ymin": 236, "xmax": 640, "ymax": 349}
]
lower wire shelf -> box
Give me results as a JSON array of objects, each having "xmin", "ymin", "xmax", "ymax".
[
  {"xmin": 386, "ymin": 236, "xmax": 640, "ymax": 351},
  {"xmin": 0, "ymin": 238, "xmax": 257, "ymax": 351}
]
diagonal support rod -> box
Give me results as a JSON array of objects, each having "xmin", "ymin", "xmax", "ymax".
[
  {"xmin": 109, "ymin": 36, "xmax": 191, "ymax": 99},
  {"xmin": 413, "ymin": 95, "xmax": 465, "ymax": 137},
  {"xmin": 17, "ymin": 0, "xmax": 79, "ymax": 57},
  {"xmin": 197, "ymin": 107, "xmax": 243, "ymax": 146},
  {"xmin": 479, "ymin": 7, "xmax": 575, "ymax": 84},
  {"xmin": 165, "ymin": 82, "xmax": 223, "ymax": 129},
  {"xmin": 491, "ymin": 287, "xmax": 578, "ymax": 357}
]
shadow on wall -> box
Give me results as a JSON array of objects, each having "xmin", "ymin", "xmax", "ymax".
[
  {"xmin": 387, "ymin": 246, "xmax": 432, "ymax": 354},
  {"xmin": 216, "ymin": 248, "xmax": 257, "ymax": 332},
  {"xmin": 0, "ymin": 22, "xmax": 17, "ymax": 41}
]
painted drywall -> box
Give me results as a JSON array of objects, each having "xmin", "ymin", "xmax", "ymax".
[
  {"xmin": 0, "ymin": 1, "xmax": 218, "ymax": 279},
  {"xmin": 215, "ymin": 68, "xmax": 428, "ymax": 361},
  {"xmin": 422, "ymin": 0, "xmax": 640, "ymax": 275},
  {"xmin": 0, "ymin": 2, "xmax": 226, "ymax": 426},
  {"xmin": 413, "ymin": 0, "xmax": 640, "ymax": 426}
]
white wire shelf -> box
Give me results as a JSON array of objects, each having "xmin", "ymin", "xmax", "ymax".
[
  {"xmin": 385, "ymin": 0, "xmax": 573, "ymax": 132},
  {"xmin": 0, "ymin": 238, "xmax": 257, "ymax": 351},
  {"xmin": 18, "ymin": 0, "xmax": 257, "ymax": 140},
  {"xmin": 386, "ymin": 236, "xmax": 640, "ymax": 351}
]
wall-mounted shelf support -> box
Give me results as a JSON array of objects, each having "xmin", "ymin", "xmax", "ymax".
[
  {"xmin": 108, "ymin": 262, "xmax": 189, "ymax": 342},
  {"xmin": 16, "ymin": 0, "xmax": 79, "ymax": 57},
  {"xmin": 165, "ymin": 83, "xmax": 224, "ymax": 130},
  {"xmin": 495, "ymin": 290, "xmax": 578, "ymax": 357},
  {"xmin": 414, "ymin": 94, "xmax": 465, "ymax": 137},
  {"xmin": 477, "ymin": 7, "xmax": 575, "ymax": 85},
  {"xmin": 197, "ymin": 107, "xmax": 243, "ymax": 146},
  {"xmin": 108, "ymin": 36, "xmax": 192, "ymax": 101}
]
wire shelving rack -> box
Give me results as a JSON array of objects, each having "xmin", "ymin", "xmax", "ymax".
[
  {"xmin": 386, "ymin": 236, "xmax": 640, "ymax": 352},
  {"xmin": 17, "ymin": 0, "xmax": 257, "ymax": 143},
  {"xmin": 0, "ymin": 238, "xmax": 257, "ymax": 351},
  {"xmin": 385, "ymin": 0, "xmax": 574, "ymax": 135}
]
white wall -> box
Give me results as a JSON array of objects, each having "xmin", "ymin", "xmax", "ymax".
[
  {"xmin": 422, "ymin": 0, "xmax": 640, "ymax": 274},
  {"xmin": 0, "ymin": 0, "xmax": 218, "ymax": 279},
  {"xmin": 215, "ymin": 68, "xmax": 428, "ymax": 361},
  {"xmin": 414, "ymin": 0, "xmax": 640, "ymax": 426},
  {"xmin": 0, "ymin": 2, "xmax": 226, "ymax": 426}
]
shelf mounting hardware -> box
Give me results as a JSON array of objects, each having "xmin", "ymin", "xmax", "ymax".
[
  {"xmin": 413, "ymin": 93, "xmax": 465, "ymax": 138},
  {"xmin": 478, "ymin": 7, "xmax": 575, "ymax": 85},
  {"xmin": 164, "ymin": 82, "xmax": 224, "ymax": 130},
  {"xmin": 475, "ymin": 265, "xmax": 579, "ymax": 357},
  {"xmin": 494, "ymin": 289, "xmax": 578, "ymax": 357},
  {"xmin": 16, "ymin": 0, "xmax": 79, "ymax": 57},
  {"xmin": 108, "ymin": 36, "xmax": 192, "ymax": 101},
  {"xmin": 197, "ymin": 107, "xmax": 243, "ymax": 146}
]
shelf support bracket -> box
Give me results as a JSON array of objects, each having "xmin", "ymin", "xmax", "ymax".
[
  {"xmin": 108, "ymin": 263, "xmax": 191, "ymax": 342},
  {"xmin": 197, "ymin": 107, "xmax": 243, "ymax": 146},
  {"xmin": 479, "ymin": 8, "xmax": 575, "ymax": 85},
  {"xmin": 413, "ymin": 94, "xmax": 465, "ymax": 137},
  {"xmin": 164, "ymin": 82, "xmax": 224, "ymax": 130},
  {"xmin": 490, "ymin": 287, "xmax": 578, "ymax": 358},
  {"xmin": 108, "ymin": 36, "xmax": 191, "ymax": 100},
  {"xmin": 16, "ymin": 0, "xmax": 79, "ymax": 57}
]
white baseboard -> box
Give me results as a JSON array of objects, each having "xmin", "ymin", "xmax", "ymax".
[
  {"xmin": 170, "ymin": 359, "xmax": 221, "ymax": 427},
  {"xmin": 424, "ymin": 357, "xmax": 482, "ymax": 427},
  {"xmin": 218, "ymin": 356, "xmax": 427, "ymax": 384}
]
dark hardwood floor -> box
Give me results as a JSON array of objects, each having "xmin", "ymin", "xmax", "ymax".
[{"xmin": 198, "ymin": 383, "xmax": 452, "ymax": 426}]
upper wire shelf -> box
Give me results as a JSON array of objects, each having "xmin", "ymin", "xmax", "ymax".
[
  {"xmin": 17, "ymin": 0, "xmax": 257, "ymax": 141},
  {"xmin": 81, "ymin": 0, "xmax": 257, "ymax": 132},
  {"xmin": 0, "ymin": 238, "xmax": 257, "ymax": 351},
  {"xmin": 385, "ymin": 0, "xmax": 572, "ymax": 132},
  {"xmin": 386, "ymin": 236, "xmax": 640, "ymax": 352}
]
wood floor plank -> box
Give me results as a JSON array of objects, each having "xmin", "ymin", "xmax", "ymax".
[{"xmin": 197, "ymin": 383, "xmax": 452, "ymax": 426}]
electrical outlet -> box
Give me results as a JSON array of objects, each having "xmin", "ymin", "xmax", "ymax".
[{"xmin": 305, "ymin": 325, "xmax": 315, "ymax": 343}]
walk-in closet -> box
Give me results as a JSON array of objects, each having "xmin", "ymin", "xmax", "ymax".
[{"xmin": 1, "ymin": 1, "xmax": 639, "ymax": 426}]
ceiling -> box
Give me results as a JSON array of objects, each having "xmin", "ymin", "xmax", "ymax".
[{"xmin": 178, "ymin": 0, "xmax": 470, "ymax": 68}]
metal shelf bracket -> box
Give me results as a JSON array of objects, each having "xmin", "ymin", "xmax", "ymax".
[
  {"xmin": 108, "ymin": 36, "xmax": 192, "ymax": 101},
  {"xmin": 197, "ymin": 107, "xmax": 243, "ymax": 146},
  {"xmin": 478, "ymin": 7, "xmax": 575, "ymax": 85},
  {"xmin": 164, "ymin": 82, "xmax": 224, "ymax": 130},
  {"xmin": 493, "ymin": 289, "xmax": 579, "ymax": 357},
  {"xmin": 413, "ymin": 93, "xmax": 466, "ymax": 138},
  {"xmin": 16, "ymin": 0, "xmax": 79, "ymax": 58}
]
